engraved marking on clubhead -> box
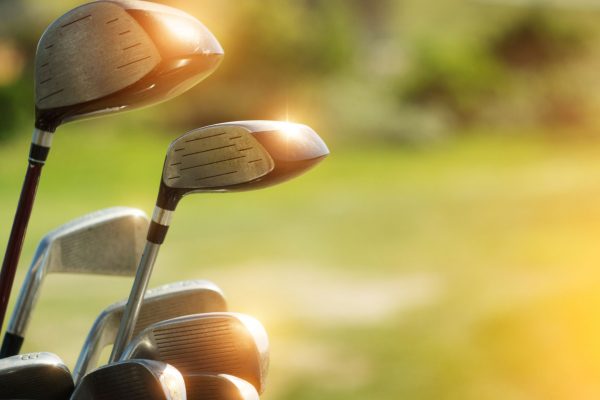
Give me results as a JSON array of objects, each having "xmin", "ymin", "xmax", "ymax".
[
  {"xmin": 35, "ymin": 2, "xmax": 161, "ymax": 109},
  {"xmin": 163, "ymin": 127, "xmax": 274, "ymax": 190}
]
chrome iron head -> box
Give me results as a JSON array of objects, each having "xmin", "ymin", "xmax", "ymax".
[
  {"xmin": 121, "ymin": 313, "xmax": 269, "ymax": 394},
  {"xmin": 73, "ymin": 280, "xmax": 227, "ymax": 383}
]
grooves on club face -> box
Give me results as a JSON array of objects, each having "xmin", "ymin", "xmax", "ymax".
[
  {"xmin": 71, "ymin": 359, "xmax": 185, "ymax": 400},
  {"xmin": 0, "ymin": 352, "xmax": 74, "ymax": 400},
  {"xmin": 35, "ymin": 0, "xmax": 224, "ymax": 132},
  {"xmin": 121, "ymin": 313, "xmax": 269, "ymax": 394},
  {"xmin": 73, "ymin": 280, "xmax": 227, "ymax": 383},
  {"xmin": 156, "ymin": 121, "xmax": 329, "ymax": 211}
]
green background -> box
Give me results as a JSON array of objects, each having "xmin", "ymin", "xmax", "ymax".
[{"xmin": 2, "ymin": 1, "xmax": 600, "ymax": 399}]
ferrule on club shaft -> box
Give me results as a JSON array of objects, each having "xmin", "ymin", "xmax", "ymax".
[
  {"xmin": 147, "ymin": 206, "xmax": 172, "ymax": 244},
  {"xmin": 29, "ymin": 129, "xmax": 53, "ymax": 165}
]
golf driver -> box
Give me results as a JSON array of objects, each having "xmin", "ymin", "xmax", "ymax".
[
  {"xmin": 186, "ymin": 374, "xmax": 259, "ymax": 400},
  {"xmin": 0, "ymin": 207, "xmax": 148, "ymax": 358},
  {"xmin": 110, "ymin": 120, "xmax": 329, "ymax": 361},
  {"xmin": 73, "ymin": 279, "xmax": 227, "ymax": 383},
  {"xmin": 70, "ymin": 359, "xmax": 186, "ymax": 400},
  {"xmin": 121, "ymin": 313, "xmax": 269, "ymax": 394},
  {"xmin": 0, "ymin": 352, "xmax": 73, "ymax": 400},
  {"xmin": 0, "ymin": 0, "xmax": 224, "ymax": 331}
]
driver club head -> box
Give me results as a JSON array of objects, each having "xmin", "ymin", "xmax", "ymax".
[
  {"xmin": 35, "ymin": 0, "xmax": 224, "ymax": 132},
  {"xmin": 70, "ymin": 359, "xmax": 186, "ymax": 400},
  {"xmin": 156, "ymin": 120, "xmax": 330, "ymax": 211},
  {"xmin": 121, "ymin": 313, "xmax": 270, "ymax": 394},
  {"xmin": 0, "ymin": 352, "xmax": 74, "ymax": 400},
  {"xmin": 73, "ymin": 280, "xmax": 227, "ymax": 384}
]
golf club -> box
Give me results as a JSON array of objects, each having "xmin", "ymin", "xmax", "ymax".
[
  {"xmin": 120, "ymin": 312, "xmax": 269, "ymax": 394},
  {"xmin": 0, "ymin": 0, "xmax": 224, "ymax": 332},
  {"xmin": 0, "ymin": 352, "xmax": 73, "ymax": 400},
  {"xmin": 73, "ymin": 279, "xmax": 227, "ymax": 383},
  {"xmin": 110, "ymin": 120, "xmax": 329, "ymax": 361},
  {"xmin": 70, "ymin": 359, "xmax": 186, "ymax": 400},
  {"xmin": 0, "ymin": 207, "xmax": 148, "ymax": 358},
  {"xmin": 186, "ymin": 374, "xmax": 259, "ymax": 400}
]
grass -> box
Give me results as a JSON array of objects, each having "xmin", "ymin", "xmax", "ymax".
[{"xmin": 1, "ymin": 121, "xmax": 600, "ymax": 399}]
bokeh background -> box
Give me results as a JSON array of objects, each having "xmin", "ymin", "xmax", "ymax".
[{"xmin": 2, "ymin": 0, "xmax": 600, "ymax": 399}]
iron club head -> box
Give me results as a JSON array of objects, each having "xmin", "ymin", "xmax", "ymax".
[
  {"xmin": 73, "ymin": 280, "xmax": 227, "ymax": 383},
  {"xmin": 0, "ymin": 352, "xmax": 74, "ymax": 400},
  {"xmin": 35, "ymin": 0, "xmax": 224, "ymax": 132},
  {"xmin": 0, "ymin": 207, "xmax": 148, "ymax": 358},
  {"xmin": 121, "ymin": 313, "xmax": 269, "ymax": 394},
  {"xmin": 70, "ymin": 359, "xmax": 186, "ymax": 400}
]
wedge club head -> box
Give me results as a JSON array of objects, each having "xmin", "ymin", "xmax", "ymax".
[
  {"xmin": 121, "ymin": 313, "xmax": 269, "ymax": 394},
  {"xmin": 0, "ymin": 352, "xmax": 74, "ymax": 400},
  {"xmin": 35, "ymin": 0, "xmax": 224, "ymax": 132},
  {"xmin": 0, "ymin": 207, "xmax": 148, "ymax": 358},
  {"xmin": 73, "ymin": 280, "xmax": 227, "ymax": 383},
  {"xmin": 71, "ymin": 359, "xmax": 186, "ymax": 400}
]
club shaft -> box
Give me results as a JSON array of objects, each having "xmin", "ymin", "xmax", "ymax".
[
  {"xmin": 109, "ymin": 240, "xmax": 161, "ymax": 361},
  {"xmin": 0, "ymin": 162, "xmax": 44, "ymax": 334}
]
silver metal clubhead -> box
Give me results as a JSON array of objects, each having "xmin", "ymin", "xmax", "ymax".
[
  {"xmin": 0, "ymin": 352, "xmax": 74, "ymax": 400},
  {"xmin": 186, "ymin": 374, "xmax": 259, "ymax": 400},
  {"xmin": 0, "ymin": 207, "xmax": 148, "ymax": 358},
  {"xmin": 70, "ymin": 359, "xmax": 186, "ymax": 400},
  {"xmin": 35, "ymin": 0, "xmax": 223, "ymax": 132},
  {"xmin": 73, "ymin": 280, "xmax": 227, "ymax": 383},
  {"xmin": 121, "ymin": 313, "xmax": 269, "ymax": 394},
  {"xmin": 32, "ymin": 206, "xmax": 148, "ymax": 276}
]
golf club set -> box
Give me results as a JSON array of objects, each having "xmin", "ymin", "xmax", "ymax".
[{"xmin": 0, "ymin": 1, "xmax": 328, "ymax": 399}]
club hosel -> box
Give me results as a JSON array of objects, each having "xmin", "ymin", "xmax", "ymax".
[
  {"xmin": 29, "ymin": 128, "xmax": 53, "ymax": 165},
  {"xmin": 147, "ymin": 206, "xmax": 173, "ymax": 244}
]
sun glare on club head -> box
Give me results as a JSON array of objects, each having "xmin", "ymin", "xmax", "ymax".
[
  {"xmin": 162, "ymin": 15, "xmax": 201, "ymax": 48},
  {"xmin": 160, "ymin": 364, "xmax": 186, "ymax": 400},
  {"xmin": 280, "ymin": 122, "xmax": 303, "ymax": 140}
]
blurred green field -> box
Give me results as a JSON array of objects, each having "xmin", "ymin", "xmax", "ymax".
[{"xmin": 1, "ymin": 120, "xmax": 600, "ymax": 399}]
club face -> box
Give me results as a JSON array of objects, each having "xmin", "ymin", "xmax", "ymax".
[
  {"xmin": 71, "ymin": 359, "xmax": 186, "ymax": 400},
  {"xmin": 186, "ymin": 374, "xmax": 259, "ymax": 400},
  {"xmin": 41, "ymin": 207, "xmax": 148, "ymax": 275},
  {"xmin": 0, "ymin": 352, "xmax": 73, "ymax": 400},
  {"xmin": 74, "ymin": 280, "xmax": 227, "ymax": 382},
  {"xmin": 157, "ymin": 121, "xmax": 328, "ymax": 210},
  {"xmin": 35, "ymin": 0, "xmax": 223, "ymax": 131},
  {"xmin": 122, "ymin": 313, "xmax": 269, "ymax": 394}
]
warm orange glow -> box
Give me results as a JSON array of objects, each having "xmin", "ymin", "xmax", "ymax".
[
  {"xmin": 159, "ymin": 364, "xmax": 186, "ymax": 400},
  {"xmin": 280, "ymin": 122, "xmax": 303, "ymax": 140},
  {"xmin": 162, "ymin": 15, "xmax": 201, "ymax": 47}
]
